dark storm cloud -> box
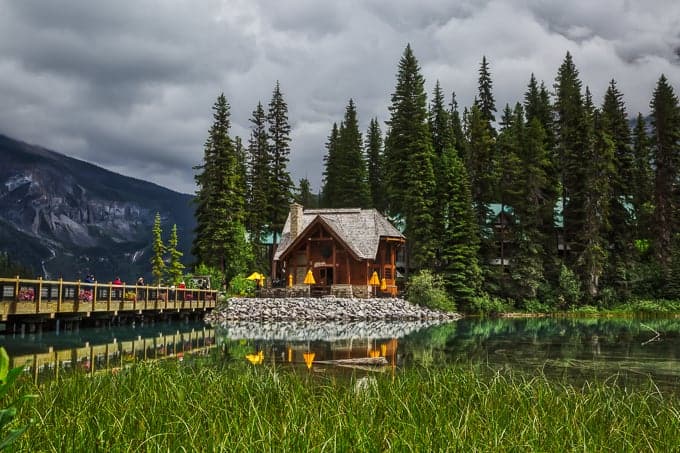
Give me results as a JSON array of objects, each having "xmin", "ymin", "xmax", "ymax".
[{"xmin": 0, "ymin": 0, "xmax": 678, "ymax": 194}]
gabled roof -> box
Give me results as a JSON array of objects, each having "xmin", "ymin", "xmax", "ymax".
[{"xmin": 273, "ymin": 208, "xmax": 405, "ymax": 261}]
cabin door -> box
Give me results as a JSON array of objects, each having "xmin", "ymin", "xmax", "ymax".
[{"xmin": 319, "ymin": 266, "xmax": 334, "ymax": 286}]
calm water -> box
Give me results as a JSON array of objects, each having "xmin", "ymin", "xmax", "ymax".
[{"xmin": 3, "ymin": 316, "xmax": 680, "ymax": 389}]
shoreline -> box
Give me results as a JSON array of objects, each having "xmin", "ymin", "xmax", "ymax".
[{"xmin": 206, "ymin": 296, "xmax": 462, "ymax": 323}]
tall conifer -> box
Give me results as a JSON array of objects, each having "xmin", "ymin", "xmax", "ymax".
[
  {"xmin": 384, "ymin": 44, "xmax": 437, "ymax": 270},
  {"xmin": 151, "ymin": 212, "xmax": 165, "ymax": 285},
  {"xmin": 267, "ymin": 81, "xmax": 293, "ymax": 243},
  {"xmin": 650, "ymin": 75, "xmax": 680, "ymax": 271},
  {"xmin": 365, "ymin": 117, "xmax": 385, "ymax": 212}
]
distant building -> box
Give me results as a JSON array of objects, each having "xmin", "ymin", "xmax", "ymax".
[{"xmin": 273, "ymin": 204, "xmax": 405, "ymax": 297}]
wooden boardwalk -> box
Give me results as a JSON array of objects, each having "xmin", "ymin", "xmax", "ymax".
[{"xmin": 0, "ymin": 277, "xmax": 217, "ymax": 321}]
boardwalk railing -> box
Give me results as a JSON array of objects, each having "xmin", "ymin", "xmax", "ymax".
[{"xmin": 0, "ymin": 277, "xmax": 218, "ymax": 321}]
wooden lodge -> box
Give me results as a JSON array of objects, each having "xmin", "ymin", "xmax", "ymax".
[{"xmin": 272, "ymin": 204, "xmax": 405, "ymax": 297}]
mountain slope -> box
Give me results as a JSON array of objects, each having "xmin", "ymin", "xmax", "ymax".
[{"xmin": 0, "ymin": 134, "xmax": 195, "ymax": 282}]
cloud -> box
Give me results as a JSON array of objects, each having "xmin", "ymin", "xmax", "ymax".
[{"xmin": 0, "ymin": 0, "xmax": 678, "ymax": 194}]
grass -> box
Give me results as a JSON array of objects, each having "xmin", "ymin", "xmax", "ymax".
[{"xmin": 8, "ymin": 359, "xmax": 680, "ymax": 452}]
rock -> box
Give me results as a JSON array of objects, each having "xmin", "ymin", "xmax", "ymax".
[{"xmin": 204, "ymin": 297, "xmax": 462, "ymax": 324}]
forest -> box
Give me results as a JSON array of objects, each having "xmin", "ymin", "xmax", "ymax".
[{"xmin": 193, "ymin": 44, "xmax": 680, "ymax": 311}]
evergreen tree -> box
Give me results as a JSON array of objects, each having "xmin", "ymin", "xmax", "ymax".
[
  {"xmin": 650, "ymin": 75, "xmax": 680, "ymax": 272},
  {"xmin": 524, "ymin": 74, "xmax": 558, "ymax": 275},
  {"xmin": 384, "ymin": 44, "xmax": 437, "ymax": 270},
  {"xmin": 449, "ymin": 92, "xmax": 466, "ymax": 159},
  {"xmin": 267, "ymin": 81, "xmax": 294, "ymax": 243},
  {"xmin": 428, "ymin": 81, "xmax": 453, "ymax": 266},
  {"xmin": 151, "ymin": 212, "xmax": 165, "ymax": 285},
  {"xmin": 553, "ymin": 52, "xmax": 586, "ymax": 264},
  {"xmin": 440, "ymin": 144, "xmax": 481, "ymax": 305},
  {"xmin": 246, "ymin": 102, "xmax": 270, "ymax": 243},
  {"xmin": 166, "ymin": 224, "xmax": 185, "ymax": 285},
  {"xmin": 321, "ymin": 123, "xmax": 341, "ymax": 207},
  {"xmin": 335, "ymin": 99, "xmax": 370, "ymax": 207},
  {"xmin": 476, "ymin": 55, "xmax": 497, "ymax": 131},
  {"xmin": 365, "ymin": 117, "xmax": 386, "ymax": 212},
  {"xmin": 511, "ymin": 115, "xmax": 551, "ymax": 299},
  {"xmin": 465, "ymin": 104, "xmax": 496, "ymax": 228},
  {"xmin": 192, "ymin": 93, "xmax": 251, "ymax": 283},
  {"xmin": 576, "ymin": 95, "xmax": 615, "ymax": 299},
  {"xmin": 295, "ymin": 178, "xmax": 315, "ymax": 208},
  {"xmin": 631, "ymin": 113, "xmax": 653, "ymax": 239},
  {"xmin": 601, "ymin": 79, "xmax": 635, "ymax": 292}
]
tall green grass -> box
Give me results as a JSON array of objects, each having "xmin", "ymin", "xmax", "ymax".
[{"xmin": 11, "ymin": 362, "xmax": 680, "ymax": 452}]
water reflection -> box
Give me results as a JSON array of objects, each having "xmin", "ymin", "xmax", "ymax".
[
  {"xmin": 5, "ymin": 317, "xmax": 680, "ymax": 390},
  {"xmin": 217, "ymin": 317, "xmax": 680, "ymax": 390},
  {"xmin": 1, "ymin": 321, "xmax": 214, "ymax": 383}
]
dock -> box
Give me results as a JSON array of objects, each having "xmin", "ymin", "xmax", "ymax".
[{"xmin": 0, "ymin": 277, "xmax": 218, "ymax": 322}]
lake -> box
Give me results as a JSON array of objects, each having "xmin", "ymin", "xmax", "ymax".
[{"xmin": 3, "ymin": 316, "xmax": 680, "ymax": 390}]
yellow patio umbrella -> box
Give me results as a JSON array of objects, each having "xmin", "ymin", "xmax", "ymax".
[
  {"xmin": 303, "ymin": 351, "xmax": 315, "ymax": 369},
  {"xmin": 380, "ymin": 277, "xmax": 388, "ymax": 291},
  {"xmin": 288, "ymin": 274, "xmax": 293, "ymax": 287},
  {"xmin": 369, "ymin": 271, "xmax": 380, "ymax": 286},
  {"xmin": 303, "ymin": 269, "xmax": 316, "ymax": 285},
  {"xmin": 246, "ymin": 272, "xmax": 263, "ymax": 281},
  {"xmin": 258, "ymin": 275, "xmax": 265, "ymax": 287}
]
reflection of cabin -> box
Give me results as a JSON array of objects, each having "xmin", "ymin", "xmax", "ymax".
[{"xmin": 273, "ymin": 204, "xmax": 405, "ymax": 297}]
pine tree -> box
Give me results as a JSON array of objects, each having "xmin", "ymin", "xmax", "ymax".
[
  {"xmin": 476, "ymin": 56, "xmax": 497, "ymax": 131},
  {"xmin": 246, "ymin": 102, "xmax": 270, "ymax": 243},
  {"xmin": 554, "ymin": 52, "xmax": 586, "ymax": 263},
  {"xmin": 601, "ymin": 79, "xmax": 635, "ymax": 292},
  {"xmin": 295, "ymin": 178, "xmax": 315, "ymax": 208},
  {"xmin": 365, "ymin": 117, "xmax": 385, "ymax": 212},
  {"xmin": 524, "ymin": 74, "xmax": 558, "ymax": 275},
  {"xmin": 631, "ymin": 113, "xmax": 653, "ymax": 239},
  {"xmin": 576, "ymin": 97, "xmax": 615, "ymax": 299},
  {"xmin": 428, "ymin": 81, "xmax": 453, "ymax": 266},
  {"xmin": 440, "ymin": 144, "xmax": 481, "ymax": 305},
  {"xmin": 650, "ymin": 75, "xmax": 680, "ymax": 272},
  {"xmin": 335, "ymin": 99, "xmax": 370, "ymax": 207},
  {"xmin": 166, "ymin": 224, "xmax": 185, "ymax": 285},
  {"xmin": 449, "ymin": 92, "xmax": 466, "ymax": 159},
  {"xmin": 465, "ymin": 104, "xmax": 496, "ymax": 228},
  {"xmin": 267, "ymin": 81, "xmax": 294, "ymax": 243},
  {"xmin": 511, "ymin": 115, "xmax": 551, "ymax": 299},
  {"xmin": 384, "ymin": 44, "xmax": 437, "ymax": 270},
  {"xmin": 321, "ymin": 123, "xmax": 340, "ymax": 207},
  {"xmin": 192, "ymin": 93, "xmax": 251, "ymax": 283},
  {"xmin": 151, "ymin": 212, "xmax": 165, "ymax": 285}
]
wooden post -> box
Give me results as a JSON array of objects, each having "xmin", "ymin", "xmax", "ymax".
[
  {"xmin": 346, "ymin": 254, "xmax": 350, "ymax": 284},
  {"xmin": 57, "ymin": 278, "xmax": 63, "ymax": 313},
  {"xmin": 37, "ymin": 276, "xmax": 43, "ymax": 314},
  {"xmin": 92, "ymin": 281, "xmax": 97, "ymax": 312},
  {"xmin": 107, "ymin": 282, "xmax": 112, "ymax": 312},
  {"xmin": 14, "ymin": 275, "xmax": 19, "ymax": 302}
]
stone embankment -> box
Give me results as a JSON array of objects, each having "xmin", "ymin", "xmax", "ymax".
[{"xmin": 205, "ymin": 297, "xmax": 462, "ymax": 324}]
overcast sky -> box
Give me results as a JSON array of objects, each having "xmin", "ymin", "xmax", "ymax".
[{"xmin": 1, "ymin": 0, "xmax": 679, "ymax": 195}]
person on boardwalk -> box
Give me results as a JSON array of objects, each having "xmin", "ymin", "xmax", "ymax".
[{"xmin": 136, "ymin": 276, "xmax": 145, "ymax": 300}]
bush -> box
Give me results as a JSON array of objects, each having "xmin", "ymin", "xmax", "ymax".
[
  {"xmin": 228, "ymin": 275, "xmax": 256, "ymax": 297},
  {"xmin": 521, "ymin": 299, "xmax": 550, "ymax": 313},
  {"xmin": 468, "ymin": 293, "xmax": 510, "ymax": 315},
  {"xmin": 405, "ymin": 270, "xmax": 455, "ymax": 312}
]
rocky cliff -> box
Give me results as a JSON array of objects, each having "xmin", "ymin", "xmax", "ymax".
[{"xmin": 0, "ymin": 134, "xmax": 195, "ymax": 282}]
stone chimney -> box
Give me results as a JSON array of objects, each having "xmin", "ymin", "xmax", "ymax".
[{"xmin": 290, "ymin": 203, "xmax": 304, "ymax": 238}]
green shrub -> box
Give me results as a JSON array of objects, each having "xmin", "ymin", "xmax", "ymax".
[
  {"xmin": 468, "ymin": 293, "xmax": 510, "ymax": 315},
  {"xmin": 405, "ymin": 270, "xmax": 455, "ymax": 312},
  {"xmin": 228, "ymin": 275, "xmax": 256, "ymax": 297},
  {"xmin": 521, "ymin": 299, "xmax": 550, "ymax": 313}
]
